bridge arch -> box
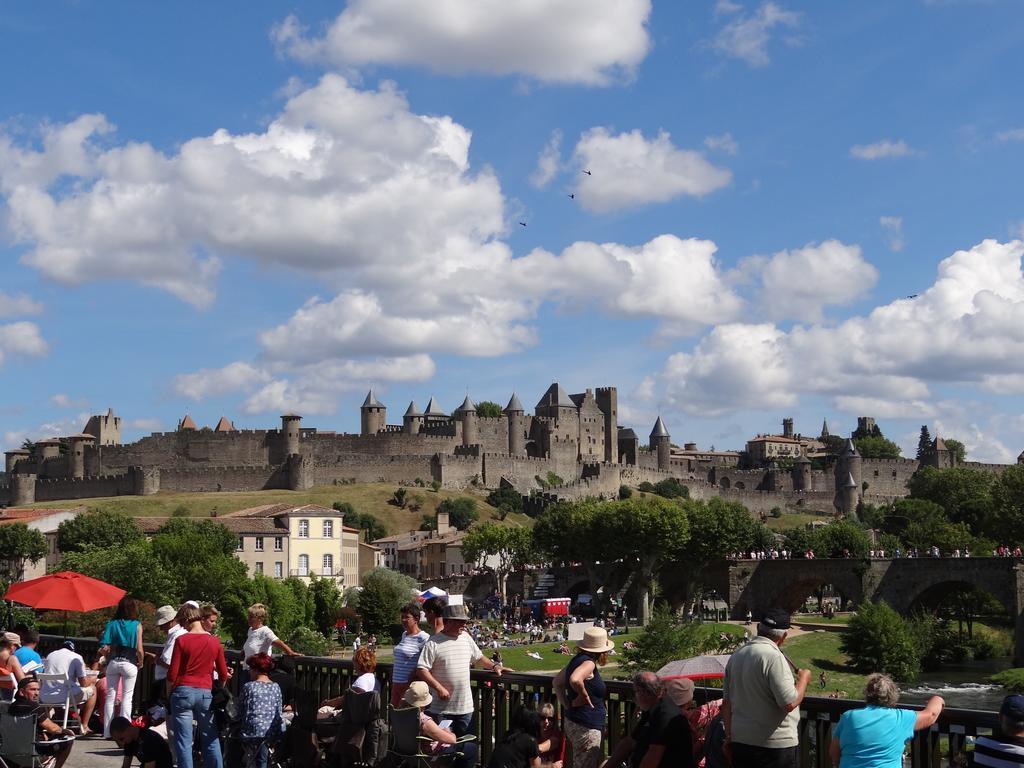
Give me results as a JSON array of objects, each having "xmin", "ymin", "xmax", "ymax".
[{"xmin": 725, "ymin": 560, "xmax": 865, "ymax": 619}]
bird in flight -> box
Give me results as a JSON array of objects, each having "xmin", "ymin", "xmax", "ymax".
[
  {"xmin": 906, "ymin": 294, "xmax": 918, "ymax": 299},
  {"xmin": 519, "ymin": 221, "xmax": 527, "ymax": 227},
  {"xmin": 568, "ymin": 193, "xmax": 575, "ymax": 199},
  {"xmin": 581, "ymin": 169, "xmax": 592, "ymax": 176}
]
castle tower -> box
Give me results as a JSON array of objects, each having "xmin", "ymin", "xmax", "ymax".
[
  {"xmin": 932, "ymin": 436, "xmax": 952, "ymax": 468},
  {"xmin": 360, "ymin": 391, "xmax": 386, "ymax": 436},
  {"xmin": 4, "ymin": 449, "xmax": 29, "ymax": 475},
  {"xmin": 595, "ymin": 387, "xmax": 618, "ymax": 464},
  {"xmin": 454, "ymin": 396, "xmax": 478, "ymax": 447},
  {"xmin": 782, "ymin": 418, "xmax": 794, "ymax": 439},
  {"xmin": 281, "ymin": 413, "xmax": 302, "ymax": 456},
  {"xmin": 36, "ymin": 438, "xmax": 61, "ymax": 462},
  {"xmin": 83, "ymin": 408, "xmax": 121, "ymax": 446},
  {"xmin": 792, "ymin": 454, "xmax": 812, "ymax": 491},
  {"xmin": 10, "ymin": 472, "xmax": 36, "ymax": 506},
  {"xmin": 650, "ymin": 416, "xmax": 671, "ymax": 471},
  {"xmin": 839, "ymin": 472, "xmax": 859, "ymax": 517},
  {"xmin": 504, "ymin": 393, "xmax": 525, "ymax": 456},
  {"xmin": 835, "ymin": 439, "xmax": 862, "ymax": 511},
  {"xmin": 67, "ymin": 433, "xmax": 95, "ymax": 480},
  {"xmin": 403, "ymin": 402, "xmax": 424, "ymax": 435}
]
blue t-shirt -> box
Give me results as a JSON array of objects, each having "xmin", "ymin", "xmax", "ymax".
[
  {"xmin": 101, "ymin": 618, "xmax": 140, "ymax": 657},
  {"xmin": 833, "ymin": 705, "xmax": 916, "ymax": 768},
  {"xmin": 13, "ymin": 647, "xmax": 42, "ymax": 668}
]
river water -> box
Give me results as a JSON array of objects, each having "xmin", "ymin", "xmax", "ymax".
[{"xmin": 899, "ymin": 657, "xmax": 1010, "ymax": 712}]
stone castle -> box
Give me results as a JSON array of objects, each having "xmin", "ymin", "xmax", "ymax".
[{"xmin": 2, "ymin": 386, "xmax": 1020, "ymax": 517}]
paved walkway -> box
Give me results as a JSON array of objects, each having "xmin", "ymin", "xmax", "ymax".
[{"xmin": 57, "ymin": 735, "xmax": 123, "ymax": 767}]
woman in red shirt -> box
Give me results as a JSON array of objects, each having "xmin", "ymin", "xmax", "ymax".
[{"xmin": 167, "ymin": 603, "xmax": 230, "ymax": 768}]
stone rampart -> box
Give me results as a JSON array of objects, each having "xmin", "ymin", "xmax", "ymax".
[
  {"xmin": 33, "ymin": 473, "xmax": 134, "ymax": 501},
  {"xmin": 313, "ymin": 454, "xmax": 436, "ymax": 486},
  {"xmin": 159, "ymin": 465, "xmax": 284, "ymax": 493},
  {"xmin": 434, "ymin": 454, "xmax": 483, "ymax": 489}
]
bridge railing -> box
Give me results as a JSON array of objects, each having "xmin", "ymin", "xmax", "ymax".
[{"xmin": 39, "ymin": 636, "xmax": 995, "ymax": 766}]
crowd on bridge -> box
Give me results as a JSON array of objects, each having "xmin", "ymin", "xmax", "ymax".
[
  {"xmin": 9, "ymin": 595, "xmax": 1024, "ymax": 768},
  {"xmin": 733, "ymin": 545, "xmax": 1024, "ymax": 560}
]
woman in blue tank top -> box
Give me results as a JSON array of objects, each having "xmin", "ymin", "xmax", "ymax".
[
  {"xmin": 99, "ymin": 596, "xmax": 143, "ymax": 737},
  {"xmin": 553, "ymin": 628, "xmax": 614, "ymax": 768}
]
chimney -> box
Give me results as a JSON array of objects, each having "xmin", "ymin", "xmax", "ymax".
[{"xmin": 436, "ymin": 510, "xmax": 451, "ymax": 535}]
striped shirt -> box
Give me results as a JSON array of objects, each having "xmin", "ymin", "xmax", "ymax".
[
  {"xmin": 416, "ymin": 632, "xmax": 482, "ymax": 715},
  {"xmin": 393, "ymin": 630, "xmax": 430, "ymax": 684},
  {"xmin": 972, "ymin": 735, "xmax": 1024, "ymax": 767}
]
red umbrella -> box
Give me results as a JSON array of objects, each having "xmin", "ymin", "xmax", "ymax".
[
  {"xmin": 657, "ymin": 654, "xmax": 732, "ymax": 681},
  {"xmin": 4, "ymin": 571, "xmax": 125, "ymax": 612}
]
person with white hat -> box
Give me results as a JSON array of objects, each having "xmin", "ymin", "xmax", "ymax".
[
  {"xmin": 553, "ymin": 627, "xmax": 614, "ymax": 768},
  {"xmin": 403, "ymin": 681, "xmax": 478, "ymax": 768}
]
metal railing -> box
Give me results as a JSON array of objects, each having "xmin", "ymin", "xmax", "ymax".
[{"xmin": 38, "ymin": 635, "xmax": 996, "ymax": 766}]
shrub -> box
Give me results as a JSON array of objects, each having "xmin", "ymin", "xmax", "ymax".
[
  {"xmin": 842, "ymin": 601, "xmax": 920, "ymax": 681},
  {"xmin": 546, "ymin": 471, "xmax": 564, "ymax": 488},
  {"xmin": 638, "ymin": 481, "xmax": 656, "ymax": 493},
  {"xmin": 437, "ymin": 497, "xmax": 479, "ymax": 530},
  {"xmin": 770, "ymin": 507, "xmax": 783, "ymax": 518},
  {"xmin": 619, "ymin": 485, "xmax": 633, "ymax": 500},
  {"xmin": 486, "ymin": 486, "xmax": 524, "ymax": 519},
  {"xmin": 653, "ymin": 478, "xmax": 689, "ymax": 499},
  {"xmin": 621, "ymin": 606, "xmax": 717, "ymax": 675},
  {"xmin": 286, "ymin": 626, "xmax": 332, "ymax": 656},
  {"xmin": 392, "ymin": 488, "xmax": 407, "ymax": 508},
  {"xmin": 430, "ymin": 480, "xmax": 442, "ymax": 493},
  {"xmin": 991, "ymin": 668, "xmax": 1024, "ymax": 693}
]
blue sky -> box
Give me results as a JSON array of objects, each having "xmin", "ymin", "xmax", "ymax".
[{"xmin": 2, "ymin": 1, "xmax": 1024, "ymax": 462}]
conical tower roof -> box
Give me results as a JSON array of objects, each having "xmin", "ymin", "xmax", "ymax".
[
  {"xmin": 795, "ymin": 453, "xmax": 811, "ymax": 464},
  {"xmin": 934, "ymin": 436, "xmax": 947, "ymax": 451},
  {"xmin": 404, "ymin": 401, "xmax": 423, "ymax": 417},
  {"xmin": 650, "ymin": 416, "xmax": 670, "ymax": 439},
  {"xmin": 537, "ymin": 382, "xmax": 574, "ymax": 409},
  {"xmin": 361, "ymin": 390, "xmax": 384, "ymax": 409},
  {"xmin": 178, "ymin": 415, "xmax": 197, "ymax": 431},
  {"xmin": 844, "ymin": 472, "xmax": 858, "ymax": 488},
  {"xmin": 844, "ymin": 438, "xmax": 860, "ymax": 457},
  {"xmin": 214, "ymin": 416, "xmax": 235, "ymax": 432},
  {"xmin": 504, "ymin": 393, "xmax": 524, "ymax": 413},
  {"xmin": 454, "ymin": 396, "xmax": 476, "ymax": 414},
  {"xmin": 820, "ymin": 419, "xmax": 830, "ymax": 437},
  {"xmin": 424, "ymin": 396, "xmax": 446, "ymax": 416}
]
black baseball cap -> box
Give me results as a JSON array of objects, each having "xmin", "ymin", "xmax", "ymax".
[
  {"xmin": 1001, "ymin": 695, "xmax": 1024, "ymax": 724},
  {"xmin": 761, "ymin": 608, "xmax": 792, "ymax": 630}
]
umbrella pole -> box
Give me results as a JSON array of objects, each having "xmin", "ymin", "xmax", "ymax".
[{"xmin": 63, "ymin": 610, "xmax": 68, "ymax": 640}]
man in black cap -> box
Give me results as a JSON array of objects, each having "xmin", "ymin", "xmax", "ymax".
[
  {"xmin": 415, "ymin": 603, "xmax": 509, "ymax": 738},
  {"xmin": 971, "ymin": 694, "xmax": 1024, "ymax": 766},
  {"xmin": 721, "ymin": 608, "xmax": 811, "ymax": 768}
]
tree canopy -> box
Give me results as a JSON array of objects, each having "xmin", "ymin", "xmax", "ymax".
[
  {"xmin": 0, "ymin": 523, "xmax": 48, "ymax": 580},
  {"xmin": 461, "ymin": 524, "xmax": 534, "ymax": 601},
  {"xmin": 842, "ymin": 601, "xmax": 920, "ymax": 681},
  {"xmin": 475, "ymin": 401, "xmax": 503, "ymax": 418},
  {"xmin": 437, "ymin": 497, "xmax": 479, "ymax": 530},
  {"xmin": 916, "ymin": 426, "xmax": 933, "ymax": 460},
  {"xmin": 853, "ymin": 435, "xmax": 901, "ymax": 459},
  {"xmin": 56, "ymin": 508, "xmax": 144, "ymax": 554},
  {"xmin": 357, "ymin": 567, "xmax": 417, "ymax": 638}
]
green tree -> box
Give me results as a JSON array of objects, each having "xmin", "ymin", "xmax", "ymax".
[
  {"xmin": 944, "ymin": 439, "xmax": 966, "ymax": 464},
  {"xmin": 0, "ymin": 523, "xmax": 48, "ymax": 580},
  {"xmin": 621, "ymin": 606, "xmax": 715, "ymax": 675},
  {"xmin": 852, "ymin": 421, "xmax": 884, "ymax": 440},
  {"xmin": 990, "ymin": 464, "xmax": 1024, "ymax": 547},
  {"xmin": 618, "ymin": 485, "xmax": 633, "ymax": 500},
  {"xmin": 853, "ymin": 435, "xmax": 901, "ymax": 459},
  {"xmin": 357, "ymin": 567, "xmax": 417, "ymax": 637},
  {"xmin": 392, "ymin": 488, "xmax": 407, "ymax": 508},
  {"xmin": 813, "ymin": 519, "xmax": 871, "ymax": 558},
  {"xmin": 419, "ymin": 515, "xmax": 437, "ymax": 532},
  {"xmin": 56, "ymin": 509, "xmax": 144, "ymax": 554},
  {"xmin": 820, "ymin": 435, "xmax": 847, "ymax": 456},
  {"xmin": 475, "ymin": 401, "xmax": 503, "ymax": 418},
  {"xmin": 243, "ymin": 574, "xmax": 311, "ymax": 642},
  {"xmin": 652, "ymin": 478, "xmax": 689, "ymax": 499},
  {"xmin": 309, "ymin": 574, "xmax": 342, "ymax": 637},
  {"xmin": 906, "ymin": 467, "xmax": 995, "ymax": 535},
  {"xmin": 533, "ymin": 501, "xmax": 608, "ymax": 611},
  {"xmin": 461, "ymin": 524, "xmax": 534, "ymax": 602},
  {"xmin": 150, "ymin": 518, "xmax": 249, "ymax": 608},
  {"xmin": 437, "ymin": 497, "xmax": 479, "ymax": 530},
  {"xmin": 485, "ymin": 486, "xmax": 524, "ymax": 519},
  {"xmin": 884, "ymin": 498, "xmax": 974, "ymax": 553},
  {"xmin": 58, "ymin": 540, "xmax": 179, "ymax": 606},
  {"xmin": 842, "ymin": 601, "xmax": 920, "ymax": 681},
  {"xmin": 916, "ymin": 426, "xmax": 932, "ymax": 460}
]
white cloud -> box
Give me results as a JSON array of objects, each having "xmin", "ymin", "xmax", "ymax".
[
  {"xmin": 0, "ymin": 292, "xmax": 43, "ymax": 318},
  {"xmin": 746, "ymin": 240, "xmax": 878, "ymax": 322},
  {"xmin": 0, "ymin": 321, "xmax": 48, "ymax": 367},
  {"xmin": 880, "ymin": 216, "xmax": 905, "ymax": 252},
  {"xmin": 572, "ymin": 128, "xmax": 731, "ymax": 213},
  {"xmin": 832, "ymin": 395, "xmax": 937, "ymax": 420},
  {"xmin": 850, "ymin": 139, "xmax": 915, "ymax": 160},
  {"xmin": 272, "ymin": 0, "xmax": 652, "ymax": 86},
  {"xmin": 711, "ymin": 2, "xmax": 800, "ymax": 67},
  {"xmin": 530, "ymin": 130, "xmax": 562, "ymax": 189},
  {"xmin": 654, "ymin": 239, "xmax": 1024, "ymax": 416},
  {"xmin": 172, "ymin": 362, "xmax": 272, "ymax": 401},
  {"xmin": 714, "ymin": 0, "xmax": 743, "ymax": 14},
  {"xmin": 996, "ymin": 128, "xmax": 1024, "ymax": 142},
  {"xmin": 50, "ymin": 393, "xmax": 88, "ymax": 409},
  {"xmin": 704, "ymin": 133, "xmax": 739, "ymax": 155}
]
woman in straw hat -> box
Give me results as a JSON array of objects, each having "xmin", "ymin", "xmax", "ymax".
[
  {"xmin": 403, "ymin": 681, "xmax": 478, "ymax": 768},
  {"xmin": 553, "ymin": 627, "xmax": 614, "ymax": 768}
]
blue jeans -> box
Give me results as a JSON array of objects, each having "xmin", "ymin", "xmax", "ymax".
[
  {"xmin": 431, "ymin": 711, "xmax": 474, "ymax": 738},
  {"xmin": 172, "ymin": 686, "xmax": 222, "ymax": 768},
  {"xmin": 243, "ymin": 738, "xmax": 269, "ymax": 768}
]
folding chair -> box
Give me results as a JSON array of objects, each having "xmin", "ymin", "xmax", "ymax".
[
  {"xmin": 387, "ymin": 707, "xmax": 474, "ymax": 768},
  {"xmin": 35, "ymin": 674, "xmax": 72, "ymax": 730},
  {"xmin": 0, "ymin": 713, "xmax": 42, "ymax": 768}
]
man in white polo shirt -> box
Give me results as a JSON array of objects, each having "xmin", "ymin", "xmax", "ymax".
[
  {"xmin": 415, "ymin": 604, "xmax": 509, "ymax": 737},
  {"xmin": 42, "ymin": 639, "xmax": 97, "ymax": 734}
]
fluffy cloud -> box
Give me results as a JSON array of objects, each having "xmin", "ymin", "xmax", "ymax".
[
  {"xmin": 0, "ymin": 292, "xmax": 43, "ymax": 318},
  {"xmin": 850, "ymin": 139, "xmax": 914, "ymax": 160},
  {"xmin": 530, "ymin": 130, "xmax": 562, "ymax": 188},
  {"xmin": 880, "ymin": 216, "xmax": 905, "ymax": 252},
  {"xmin": 571, "ymin": 128, "xmax": 731, "ymax": 213},
  {"xmin": 272, "ymin": 0, "xmax": 652, "ymax": 86},
  {"xmin": 711, "ymin": 2, "xmax": 800, "ymax": 67},
  {"xmin": 655, "ymin": 239, "xmax": 1024, "ymax": 416},
  {"xmin": 50, "ymin": 393, "xmax": 88, "ymax": 409},
  {"xmin": 0, "ymin": 321, "xmax": 48, "ymax": 367},
  {"xmin": 173, "ymin": 362, "xmax": 272, "ymax": 401},
  {"xmin": 746, "ymin": 240, "xmax": 878, "ymax": 322}
]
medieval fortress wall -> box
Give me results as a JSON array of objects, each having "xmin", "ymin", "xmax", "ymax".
[{"xmin": 2, "ymin": 385, "xmax": 1019, "ymax": 518}]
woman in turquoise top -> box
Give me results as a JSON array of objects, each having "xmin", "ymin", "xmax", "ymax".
[
  {"xmin": 828, "ymin": 674, "xmax": 944, "ymax": 767},
  {"xmin": 100, "ymin": 596, "xmax": 143, "ymax": 737}
]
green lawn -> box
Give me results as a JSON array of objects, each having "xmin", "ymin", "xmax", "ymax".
[
  {"xmin": 765, "ymin": 511, "xmax": 830, "ymax": 531},
  {"xmin": 28, "ymin": 482, "xmax": 532, "ymax": 536},
  {"xmin": 784, "ymin": 631, "xmax": 867, "ymax": 697}
]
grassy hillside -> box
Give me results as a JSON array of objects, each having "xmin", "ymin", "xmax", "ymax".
[{"xmin": 28, "ymin": 482, "xmax": 532, "ymax": 535}]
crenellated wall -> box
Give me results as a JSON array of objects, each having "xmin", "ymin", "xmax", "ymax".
[{"xmin": 159, "ymin": 465, "xmax": 286, "ymax": 493}]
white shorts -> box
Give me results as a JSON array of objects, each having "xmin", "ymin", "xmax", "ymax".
[{"xmin": 71, "ymin": 686, "xmax": 95, "ymax": 704}]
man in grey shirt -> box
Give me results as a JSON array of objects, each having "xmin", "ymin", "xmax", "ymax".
[{"xmin": 722, "ymin": 608, "xmax": 811, "ymax": 768}]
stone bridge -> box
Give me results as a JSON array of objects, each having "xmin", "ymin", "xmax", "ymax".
[{"xmin": 705, "ymin": 557, "xmax": 1024, "ymax": 661}]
